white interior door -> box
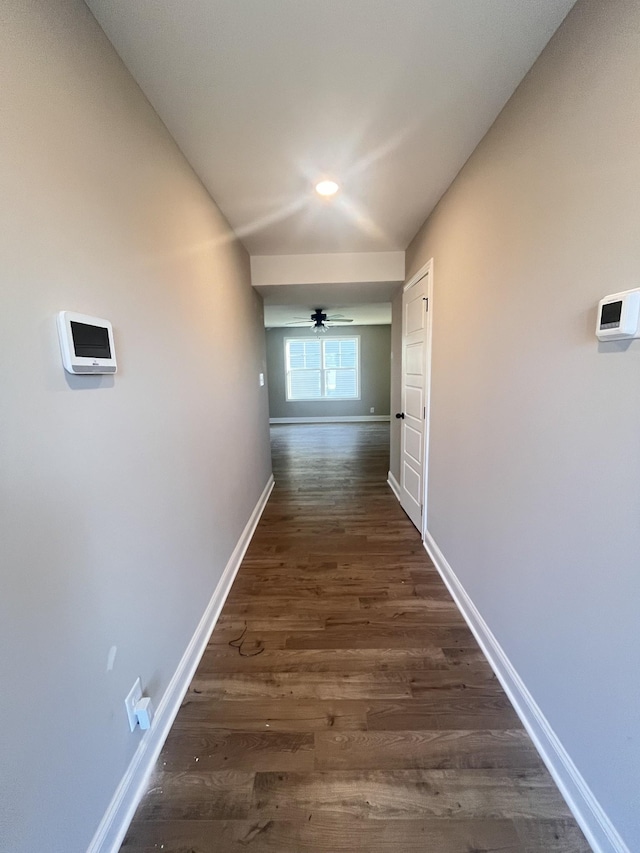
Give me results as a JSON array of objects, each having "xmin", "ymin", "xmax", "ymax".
[{"xmin": 398, "ymin": 265, "xmax": 431, "ymax": 532}]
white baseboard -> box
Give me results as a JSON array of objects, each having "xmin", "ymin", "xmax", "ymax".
[
  {"xmin": 87, "ymin": 474, "xmax": 275, "ymax": 853},
  {"xmin": 423, "ymin": 530, "xmax": 629, "ymax": 853},
  {"xmin": 269, "ymin": 415, "xmax": 391, "ymax": 424},
  {"xmin": 387, "ymin": 470, "xmax": 401, "ymax": 502}
]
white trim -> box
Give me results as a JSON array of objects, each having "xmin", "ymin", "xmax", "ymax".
[
  {"xmin": 270, "ymin": 416, "xmax": 390, "ymax": 424},
  {"xmin": 423, "ymin": 530, "xmax": 630, "ymax": 853},
  {"xmin": 387, "ymin": 471, "xmax": 402, "ymax": 502},
  {"xmin": 86, "ymin": 475, "xmax": 275, "ymax": 853}
]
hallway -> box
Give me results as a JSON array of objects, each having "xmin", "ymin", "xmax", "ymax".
[{"xmin": 121, "ymin": 424, "xmax": 589, "ymax": 852}]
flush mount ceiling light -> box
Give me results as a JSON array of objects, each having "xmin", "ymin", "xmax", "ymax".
[{"xmin": 315, "ymin": 180, "xmax": 340, "ymax": 197}]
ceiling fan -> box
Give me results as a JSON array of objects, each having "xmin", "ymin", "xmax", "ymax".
[{"xmin": 285, "ymin": 308, "xmax": 354, "ymax": 333}]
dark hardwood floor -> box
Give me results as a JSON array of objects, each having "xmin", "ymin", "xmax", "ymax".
[{"xmin": 121, "ymin": 423, "xmax": 590, "ymax": 852}]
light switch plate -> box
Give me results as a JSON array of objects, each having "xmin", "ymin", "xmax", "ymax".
[{"xmin": 124, "ymin": 677, "xmax": 143, "ymax": 732}]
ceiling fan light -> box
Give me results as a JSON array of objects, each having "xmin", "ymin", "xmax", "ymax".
[{"xmin": 315, "ymin": 180, "xmax": 340, "ymax": 197}]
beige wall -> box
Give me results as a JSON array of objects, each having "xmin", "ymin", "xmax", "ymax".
[
  {"xmin": 251, "ymin": 252, "xmax": 405, "ymax": 286},
  {"xmin": 0, "ymin": 1, "xmax": 271, "ymax": 851},
  {"xmin": 266, "ymin": 325, "xmax": 391, "ymax": 419},
  {"xmin": 399, "ymin": 0, "xmax": 640, "ymax": 847}
]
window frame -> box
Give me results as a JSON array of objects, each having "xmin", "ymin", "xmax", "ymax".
[{"xmin": 284, "ymin": 335, "xmax": 361, "ymax": 402}]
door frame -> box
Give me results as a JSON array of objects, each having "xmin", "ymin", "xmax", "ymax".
[{"xmin": 401, "ymin": 258, "xmax": 434, "ymax": 541}]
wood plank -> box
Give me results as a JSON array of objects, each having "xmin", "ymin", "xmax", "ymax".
[
  {"xmin": 221, "ymin": 599, "xmax": 363, "ymax": 616},
  {"xmin": 366, "ymin": 696, "xmax": 523, "ymax": 731},
  {"xmin": 359, "ymin": 597, "xmax": 461, "ymax": 613},
  {"xmin": 197, "ymin": 647, "xmax": 449, "ymax": 673},
  {"xmin": 215, "ymin": 616, "xmax": 326, "ymax": 632},
  {"xmin": 285, "ymin": 626, "xmax": 474, "ymax": 650},
  {"xmin": 443, "ymin": 647, "xmax": 488, "ymax": 666},
  {"xmin": 514, "ymin": 819, "xmax": 594, "ymax": 852},
  {"xmin": 250, "ymin": 769, "xmax": 573, "ymax": 820},
  {"xmin": 382, "ymin": 584, "xmax": 455, "ymax": 601},
  {"xmin": 135, "ymin": 770, "xmax": 253, "ymax": 821},
  {"xmin": 231, "ymin": 569, "xmax": 416, "ymax": 585},
  {"xmin": 228, "ymin": 581, "xmax": 425, "ymax": 599},
  {"xmin": 159, "ymin": 731, "xmax": 315, "ymax": 772},
  {"xmin": 121, "ymin": 817, "xmax": 522, "ymax": 852},
  {"xmin": 188, "ymin": 671, "xmax": 414, "ymax": 700},
  {"xmin": 315, "ymin": 730, "xmax": 544, "ymax": 771},
  {"xmin": 407, "ymin": 663, "xmax": 500, "ymax": 692},
  {"xmin": 176, "ymin": 698, "xmax": 368, "ymax": 731},
  {"xmin": 324, "ymin": 611, "xmax": 468, "ymax": 627}
]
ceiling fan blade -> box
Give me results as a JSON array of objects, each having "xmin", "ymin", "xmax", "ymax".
[
  {"xmin": 326, "ymin": 313, "xmax": 345, "ymax": 319},
  {"xmin": 327, "ymin": 318, "xmax": 354, "ymax": 323},
  {"xmin": 285, "ymin": 321, "xmax": 312, "ymax": 326}
]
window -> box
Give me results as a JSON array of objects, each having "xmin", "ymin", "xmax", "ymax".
[{"xmin": 285, "ymin": 336, "xmax": 360, "ymax": 401}]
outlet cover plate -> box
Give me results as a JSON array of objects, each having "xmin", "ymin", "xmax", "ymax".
[{"xmin": 125, "ymin": 677, "xmax": 143, "ymax": 732}]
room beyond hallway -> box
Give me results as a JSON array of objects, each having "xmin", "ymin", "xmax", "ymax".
[{"xmin": 120, "ymin": 424, "xmax": 589, "ymax": 852}]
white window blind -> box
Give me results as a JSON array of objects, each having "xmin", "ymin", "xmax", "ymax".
[{"xmin": 285, "ymin": 337, "xmax": 359, "ymax": 401}]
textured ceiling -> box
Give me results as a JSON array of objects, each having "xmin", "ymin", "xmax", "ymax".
[{"xmin": 86, "ymin": 0, "xmax": 575, "ymax": 256}]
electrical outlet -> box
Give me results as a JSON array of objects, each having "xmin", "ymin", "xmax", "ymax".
[
  {"xmin": 370, "ymin": 407, "xmax": 375, "ymax": 413},
  {"xmin": 125, "ymin": 677, "xmax": 143, "ymax": 732}
]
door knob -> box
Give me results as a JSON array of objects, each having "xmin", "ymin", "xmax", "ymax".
[{"xmin": 395, "ymin": 412, "xmax": 405, "ymax": 419}]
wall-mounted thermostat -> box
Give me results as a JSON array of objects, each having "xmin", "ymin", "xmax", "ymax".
[
  {"xmin": 57, "ymin": 311, "xmax": 117, "ymax": 374},
  {"xmin": 596, "ymin": 288, "xmax": 640, "ymax": 341}
]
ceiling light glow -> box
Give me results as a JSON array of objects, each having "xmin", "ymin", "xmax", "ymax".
[{"xmin": 315, "ymin": 180, "xmax": 340, "ymax": 196}]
